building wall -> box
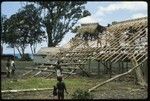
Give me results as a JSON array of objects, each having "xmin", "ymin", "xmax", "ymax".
[
  {"xmin": 33, "ymin": 55, "xmax": 47, "ymax": 64},
  {"xmin": 33, "ymin": 55, "xmax": 57, "ymax": 65}
]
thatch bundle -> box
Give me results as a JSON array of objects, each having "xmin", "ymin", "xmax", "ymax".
[{"xmin": 77, "ymin": 23, "xmax": 106, "ymax": 34}]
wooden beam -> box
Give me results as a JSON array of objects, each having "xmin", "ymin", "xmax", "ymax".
[
  {"xmin": 64, "ymin": 69, "xmax": 77, "ymax": 79},
  {"xmin": 2, "ymin": 88, "xmax": 53, "ymax": 93},
  {"xmin": 45, "ymin": 72, "xmax": 54, "ymax": 78},
  {"xmin": 104, "ymin": 28, "xmax": 146, "ymax": 61},
  {"xmin": 88, "ymin": 57, "xmax": 147, "ymax": 92},
  {"xmin": 22, "ymin": 70, "xmax": 33, "ymax": 76},
  {"xmin": 112, "ymin": 38, "xmax": 146, "ymax": 63},
  {"xmin": 32, "ymin": 68, "xmax": 48, "ymax": 77},
  {"xmin": 96, "ymin": 23, "xmax": 142, "ymax": 59},
  {"xmin": 103, "ymin": 25, "xmax": 146, "ymax": 61},
  {"xmin": 97, "ymin": 60, "xmax": 100, "ymax": 76}
]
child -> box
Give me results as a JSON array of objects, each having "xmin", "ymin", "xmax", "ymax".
[
  {"xmin": 56, "ymin": 76, "xmax": 68, "ymax": 100},
  {"xmin": 55, "ymin": 60, "xmax": 63, "ymax": 78}
]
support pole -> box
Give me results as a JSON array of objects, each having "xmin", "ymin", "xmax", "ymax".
[
  {"xmin": 109, "ymin": 61, "xmax": 112, "ymax": 78},
  {"xmin": 118, "ymin": 61, "xmax": 121, "ymax": 74},
  {"xmin": 88, "ymin": 58, "xmax": 91, "ymax": 73},
  {"xmin": 88, "ymin": 57, "xmax": 147, "ymax": 92},
  {"xmin": 97, "ymin": 60, "xmax": 100, "ymax": 77},
  {"xmin": 126, "ymin": 61, "xmax": 128, "ymax": 71},
  {"xmin": 121, "ymin": 61, "xmax": 124, "ymax": 73}
]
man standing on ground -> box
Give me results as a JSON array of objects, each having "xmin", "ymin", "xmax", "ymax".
[
  {"xmin": 6, "ymin": 58, "xmax": 11, "ymax": 78},
  {"xmin": 10, "ymin": 58, "xmax": 16, "ymax": 76}
]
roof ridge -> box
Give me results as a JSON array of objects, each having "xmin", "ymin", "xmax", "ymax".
[{"xmin": 113, "ymin": 17, "xmax": 147, "ymax": 25}]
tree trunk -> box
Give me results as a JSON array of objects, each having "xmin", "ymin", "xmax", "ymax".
[
  {"xmin": 15, "ymin": 46, "xmax": 23, "ymax": 58},
  {"xmin": 30, "ymin": 44, "xmax": 34, "ymax": 56},
  {"xmin": 21, "ymin": 47, "xmax": 25, "ymax": 59},
  {"xmin": 33, "ymin": 43, "xmax": 37, "ymax": 54},
  {"xmin": 47, "ymin": 26, "xmax": 54, "ymax": 47},
  {"xmin": 13, "ymin": 45, "xmax": 15, "ymax": 60},
  {"xmin": 1, "ymin": 45, "xmax": 3, "ymax": 55}
]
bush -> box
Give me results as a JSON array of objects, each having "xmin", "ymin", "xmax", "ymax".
[{"xmin": 72, "ymin": 89, "xmax": 93, "ymax": 99}]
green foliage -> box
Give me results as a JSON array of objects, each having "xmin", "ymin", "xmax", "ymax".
[
  {"xmin": 37, "ymin": 1, "xmax": 91, "ymax": 47},
  {"xmin": 1, "ymin": 77, "xmax": 56, "ymax": 90},
  {"xmin": 72, "ymin": 89, "xmax": 93, "ymax": 99},
  {"xmin": 1, "ymin": 4, "xmax": 45, "ymax": 57}
]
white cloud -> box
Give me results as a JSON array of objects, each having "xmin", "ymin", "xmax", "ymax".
[
  {"xmin": 78, "ymin": 16, "xmax": 99, "ymax": 24},
  {"xmin": 131, "ymin": 13, "xmax": 147, "ymax": 19},
  {"xmin": 95, "ymin": 2, "xmax": 147, "ymax": 17}
]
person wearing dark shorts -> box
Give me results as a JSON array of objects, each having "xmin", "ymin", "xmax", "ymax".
[{"xmin": 56, "ymin": 76, "xmax": 68, "ymax": 99}]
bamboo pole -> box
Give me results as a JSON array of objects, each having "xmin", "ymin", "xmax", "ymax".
[
  {"xmin": 22, "ymin": 70, "xmax": 33, "ymax": 76},
  {"xmin": 111, "ymin": 33, "xmax": 146, "ymax": 63},
  {"xmin": 136, "ymin": 52, "xmax": 147, "ymax": 62},
  {"xmin": 88, "ymin": 57, "xmax": 147, "ymax": 92},
  {"xmin": 97, "ymin": 27, "xmax": 143, "ymax": 61},
  {"xmin": 113, "ymin": 46, "xmax": 146, "ymax": 63},
  {"xmin": 103, "ymin": 25, "xmax": 146, "ymax": 61},
  {"xmin": 96, "ymin": 22, "xmax": 143, "ymax": 60},
  {"xmin": 97, "ymin": 60, "xmax": 100, "ymax": 76},
  {"xmin": 93, "ymin": 24, "xmax": 126, "ymax": 53},
  {"xmin": 32, "ymin": 68, "xmax": 48, "ymax": 77},
  {"xmin": 45, "ymin": 72, "xmax": 54, "ymax": 78},
  {"xmin": 131, "ymin": 55, "xmax": 147, "ymax": 87},
  {"xmin": 103, "ymin": 27, "xmax": 146, "ymax": 61},
  {"xmin": 2, "ymin": 88, "xmax": 53, "ymax": 93},
  {"xmin": 121, "ymin": 47, "xmax": 140, "ymax": 61},
  {"xmin": 95, "ymin": 30, "xmax": 123, "ymax": 55},
  {"xmin": 64, "ymin": 69, "xmax": 76, "ymax": 79},
  {"xmin": 102, "ymin": 23, "xmax": 146, "ymax": 61},
  {"xmin": 125, "ymin": 47, "xmax": 147, "ymax": 61}
]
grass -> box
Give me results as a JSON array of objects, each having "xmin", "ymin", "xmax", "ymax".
[
  {"xmin": 1, "ymin": 77, "xmax": 101, "ymax": 91},
  {"xmin": 1, "ymin": 60, "xmax": 147, "ymax": 99},
  {"xmin": 1, "ymin": 77, "xmax": 56, "ymax": 90},
  {"xmin": 2, "ymin": 76, "xmax": 146, "ymax": 99}
]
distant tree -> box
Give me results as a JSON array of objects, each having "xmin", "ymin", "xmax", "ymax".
[
  {"xmin": 37, "ymin": 1, "xmax": 91, "ymax": 47},
  {"xmin": 1, "ymin": 4, "xmax": 45, "ymax": 58},
  {"xmin": 20, "ymin": 4, "xmax": 46, "ymax": 55}
]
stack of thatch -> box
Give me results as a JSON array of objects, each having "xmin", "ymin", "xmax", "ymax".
[{"xmin": 77, "ymin": 23, "xmax": 106, "ymax": 34}]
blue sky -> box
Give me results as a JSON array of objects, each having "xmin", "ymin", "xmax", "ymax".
[{"xmin": 1, "ymin": 1, "xmax": 147, "ymax": 54}]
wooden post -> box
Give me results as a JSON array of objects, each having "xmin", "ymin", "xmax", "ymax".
[
  {"xmin": 126, "ymin": 61, "xmax": 128, "ymax": 71},
  {"xmin": 97, "ymin": 60, "xmax": 100, "ymax": 77},
  {"xmin": 109, "ymin": 61, "xmax": 112, "ymax": 78},
  {"xmin": 118, "ymin": 61, "xmax": 121, "ymax": 81},
  {"xmin": 88, "ymin": 57, "xmax": 147, "ymax": 92},
  {"xmin": 118, "ymin": 61, "xmax": 121, "ymax": 74},
  {"xmin": 121, "ymin": 61, "xmax": 124, "ymax": 73},
  {"xmin": 101, "ymin": 61, "xmax": 108, "ymax": 75},
  {"xmin": 88, "ymin": 58, "xmax": 91, "ymax": 73}
]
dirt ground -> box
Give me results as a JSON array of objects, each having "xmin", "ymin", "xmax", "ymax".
[{"xmin": 1, "ymin": 60, "xmax": 148, "ymax": 99}]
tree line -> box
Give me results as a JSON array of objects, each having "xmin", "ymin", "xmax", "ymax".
[{"xmin": 1, "ymin": 1, "xmax": 91, "ymax": 59}]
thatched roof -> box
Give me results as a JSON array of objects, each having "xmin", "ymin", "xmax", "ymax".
[
  {"xmin": 77, "ymin": 23, "xmax": 106, "ymax": 34},
  {"xmin": 107, "ymin": 17, "xmax": 147, "ymax": 33},
  {"xmin": 36, "ymin": 47, "xmax": 61, "ymax": 55}
]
